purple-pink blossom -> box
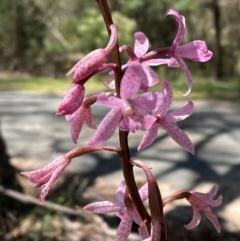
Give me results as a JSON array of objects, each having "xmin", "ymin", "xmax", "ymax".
[
  {"xmin": 165, "ymin": 9, "xmax": 213, "ymax": 95},
  {"xmin": 21, "ymin": 155, "xmax": 71, "ymax": 202},
  {"xmin": 66, "ymin": 24, "xmax": 118, "ymax": 84},
  {"xmin": 185, "ymin": 185, "xmax": 223, "ymax": 233},
  {"xmin": 56, "ymin": 84, "xmax": 85, "ymax": 115},
  {"xmin": 138, "ymin": 81, "xmax": 195, "ymax": 154},
  {"xmin": 107, "ymin": 31, "xmax": 169, "ymax": 91},
  {"xmin": 89, "ymin": 61, "xmax": 164, "ymax": 146},
  {"xmin": 84, "ymin": 180, "xmax": 149, "ymax": 240}
]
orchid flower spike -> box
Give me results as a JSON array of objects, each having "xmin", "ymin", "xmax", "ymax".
[
  {"xmin": 66, "ymin": 24, "xmax": 118, "ymax": 84},
  {"xmin": 165, "ymin": 9, "xmax": 213, "ymax": 95},
  {"xmin": 21, "ymin": 155, "xmax": 71, "ymax": 202},
  {"xmin": 84, "ymin": 180, "xmax": 149, "ymax": 240},
  {"xmin": 138, "ymin": 81, "xmax": 195, "ymax": 154},
  {"xmin": 89, "ymin": 61, "xmax": 164, "ymax": 146},
  {"xmin": 185, "ymin": 185, "xmax": 223, "ymax": 233}
]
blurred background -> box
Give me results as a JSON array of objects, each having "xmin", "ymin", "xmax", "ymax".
[
  {"xmin": 0, "ymin": 0, "xmax": 240, "ymax": 96},
  {"xmin": 0, "ymin": 0, "xmax": 240, "ymax": 240}
]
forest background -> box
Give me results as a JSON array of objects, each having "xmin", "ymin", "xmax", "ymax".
[
  {"xmin": 0, "ymin": 0, "xmax": 240, "ymax": 99},
  {"xmin": 0, "ymin": 0, "xmax": 240, "ymax": 241}
]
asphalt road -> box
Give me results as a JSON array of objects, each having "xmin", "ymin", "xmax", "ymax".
[{"xmin": 1, "ymin": 91, "xmax": 240, "ymax": 232}]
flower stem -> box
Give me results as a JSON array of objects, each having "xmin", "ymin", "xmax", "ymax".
[{"xmin": 96, "ymin": 0, "xmax": 151, "ymax": 225}]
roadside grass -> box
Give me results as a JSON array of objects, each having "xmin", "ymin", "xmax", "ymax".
[{"xmin": 0, "ymin": 72, "xmax": 239, "ymax": 101}]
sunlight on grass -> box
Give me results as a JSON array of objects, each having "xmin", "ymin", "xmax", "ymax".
[
  {"xmin": 0, "ymin": 73, "xmax": 105, "ymax": 95},
  {"xmin": 0, "ymin": 72, "xmax": 239, "ymax": 101}
]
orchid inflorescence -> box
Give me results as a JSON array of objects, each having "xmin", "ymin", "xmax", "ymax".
[{"xmin": 22, "ymin": 3, "xmax": 223, "ymax": 240}]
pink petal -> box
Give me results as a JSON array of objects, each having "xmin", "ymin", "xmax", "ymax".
[
  {"xmin": 134, "ymin": 91, "xmax": 164, "ymax": 111},
  {"xmin": 134, "ymin": 32, "xmax": 149, "ymax": 58},
  {"xmin": 97, "ymin": 92, "xmax": 121, "ymax": 107},
  {"xmin": 138, "ymin": 226, "xmax": 150, "ymax": 240},
  {"xmin": 165, "ymin": 100, "xmax": 194, "ymax": 123},
  {"xmin": 115, "ymin": 180, "xmax": 126, "ymax": 205},
  {"xmin": 141, "ymin": 114, "xmax": 157, "ymax": 131},
  {"xmin": 34, "ymin": 172, "xmax": 52, "ymax": 188},
  {"xmin": 65, "ymin": 112, "xmax": 75, "ymax": 121},
  {"xmin": 103, "ymin": 79, "xmax": 115, "ymax": 89},
  {"xmin": 165, "ymin": 9, "xmax": 186, "ymax": 48},
  {"xmin": 105, "ymin": 24, "xmax": 118, "ymax": 55},
  {"xmin": 162, "ymin": 121, "xmax": 195, "ymax": 154},
  {"xmin": 176, "ymin": 57, "xmax": 193, "ymax": 96},
  {"xmin": 88, "ymin": 106, "xmax": 122, "ymax": 146},
  {"xmin": 84, "ymin": 201, "xmax": 122, "ymax": 213},
  {"xmin": 138, "ymin": 123, "xmax": 158, "ymax": 151},
  {"xmin": 175, "ymin": 41, "xmax": 213, "ymax": 62},
  {"xmin": 144, "ymin": 58, "xmax": 170, "ymax": 66},
  {"xmin": 71, "ymin": 107, "xmax": 86, "ymax": 144},
  {"xmin": 153, "ymin": 81, "xmax": 172, "ymax": 116},
  {"xmin": 138, "ymin": 183, "xmax": 149, "ymax": 202},
  {"xmin": 71, "ymin": 106, "xmax": 96, "ymax": 144},
  {"xmin": 168, "ymin": 58, "xmax": 179, "ymax": 67},
  {"xmin": 184, "ymin": 208, "xmax": 201, "ymax": 230},
  {"xmin": 85, "ymin": 107, "xmax": 97, "ymax": 129},
  {"xmin": 141, "ymin": 63, "xmax": 160, "ymax": 87},
  {"xmin": 119, "ymin": 116, "xmax": 140, "ymax": 133},
  {"xmin": 190, "ymin": 186, "xmax": 223, "ymax": 208},
  {"xmin": 21, "ymin": 156, "xmax": 65, "ymax": 182},
  {"xmin": 40, "ymin": 165, "xmax": 67, "ymax": 203},
  {"xmin": 56, "ymin": 84, "xmax": 85, "ymax": 115},
  {"xmin": 67, "ymin": 49, "xmax": 108, "ymax": 83},
  {"xmin": 120, "ymin": 61, "xmax": 142, "ymax": 99},
  {"xmin": 204, "ymin": 209, "xmax": 221, "ymax": 233},
  {"xmin": 67, "ymin": 25, "xmax": 117, "ymax": 84},
  {"xmin": 116, "ymin": 212, "xmax": 132, "ymax": 241}
]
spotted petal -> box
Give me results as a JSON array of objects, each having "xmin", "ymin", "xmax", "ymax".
[
  {"xmin": 175, "ymin": 40, "xmax": 213, "ymax": 62},
  {"xmin": 88, "ymin": 106, "xmax": 122, "ymax": 146},
  {"xmin": 165, "ymin": 9, "xmax": 186, "ymax": 48},
  {"xmin": 138, "ymin": 123, "xmax": 158, "ymax": 151},
  {"xmin": 162, "ymin": 120, "xmax": 195, "ymax": 154},
  {"xmin": 134, "ymin": 32, "xmax": 149, "ymax": 58},
  {"xmin": 120, "ymin": 61, "xmax": 142, "ymax": 99},
  {"xmin": 165, "ymin": 100, "xmax": 194, "ymax": 123}
]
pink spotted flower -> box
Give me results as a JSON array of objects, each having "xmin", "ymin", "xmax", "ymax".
[
  {"xmin": 165, "ymin": 9, "xmax": 213, "ymax": 95},
  {"xmin": 67, "ymin": 24, "xmax": 118, "ymax": 84},
  {"xmin": 185, "ymin": 185, "xmax": 223, "ymax": 233},
  {"xmin": 88, "ymin": 61, "xmax": 164, "ymax": 146},
  {"xmin": 21, "ymin": 155, "xmax": 71, "ymax": 202},
  {"xmin": 56, "ymin": 84, "xmax": 85, "ymax": 115},
  {"xmin": 107, "ymin": 31, "xmax": 169, "ymax": 91},
  {"xmin": 84, "ymin": 180, "xmax": 149, "ymax": 240},
  {"xmin": 138, "ymin": 81, "xmax": 195, "ymax": 154}
]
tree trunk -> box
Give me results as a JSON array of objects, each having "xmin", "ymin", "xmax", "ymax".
[
  {"xmin": 11, "ymin": 0, "xmax": 26, "ymax": 71},
  {"xmin": 212, "ymin": 0, "xmax": 223, "ymax": 79},
  {"xmin": 0, "ymin": 130, "xmax": 23, "ymax": 235}
]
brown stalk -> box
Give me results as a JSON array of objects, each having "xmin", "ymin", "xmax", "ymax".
[{"xmin": 95, "ymin": 0, "xmax": 151, "ymax": 225}]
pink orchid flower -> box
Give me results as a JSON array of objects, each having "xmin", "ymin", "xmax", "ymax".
[
  {"xmin": 165, "ymin": 9, "xmax": 213, "ymax": 95},
  {"xmin": 84, "ymin": 180, "xmax": 149, "ymax": 240},
  {"xmin": 138, "ymin": 81, "xmax": 195, "ymax": 154},
  {"xmin": 107, "ymin": 32, "xmax": 169, "ymax": 91},
  {"xmin": 66, "ymin": 24, "xmax": 118, "ymax": 84},
  {"xmin": 56, "ymin": 84, "xmax": 85, "ymax": 115},
  {"xmin": 21, "ymin": 155, "xmax": 71, "ymax": 202},
  {"xmin": 185, "ymin": 185, "xmax": 223, "ymax": 233},
  {"xmin": 88, "ymin": 61, "xmax": 164, "ymax": 147}
]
